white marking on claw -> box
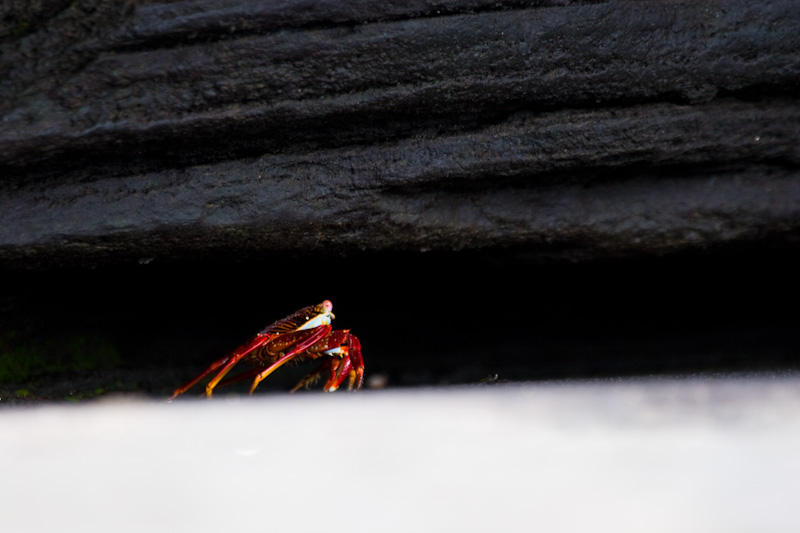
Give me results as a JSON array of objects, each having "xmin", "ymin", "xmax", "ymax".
[{"xmin": 299, "ymin": 313, "xmax": 332, "ymax": 330}]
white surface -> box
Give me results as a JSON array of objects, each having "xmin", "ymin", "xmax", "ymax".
[{"xmin": 3, "ymin": 377, "xmax": 800, "ymax": 532}]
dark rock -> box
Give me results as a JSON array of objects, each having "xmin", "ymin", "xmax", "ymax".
[
  {"xmin": 1, "ymin": 0, "xmax": 798, "ymax": 267},
  {"xmin": 1, "ymin": 1, "xmax": 800, "ymax": 399}
]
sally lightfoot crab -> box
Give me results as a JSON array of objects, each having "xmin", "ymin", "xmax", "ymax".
[{"xmin": 168, "ymin": 300, "xmax": 364, "ymax": 399}]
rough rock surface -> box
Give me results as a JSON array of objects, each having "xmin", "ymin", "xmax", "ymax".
[{"xmin": 1, "ymin": 0, "xmax": 799, "ymax": 267}]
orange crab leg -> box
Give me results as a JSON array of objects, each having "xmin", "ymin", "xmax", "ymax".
[
  {"xmin": 248, "ymin": 325, "xmax": 333, "ymax": 394},
  {"xmin": 168, "ymin": 355, "xmax": 233, "ymax": 400},
  {"xmin": 216, "ymin": 367, "xmax": 262, "ymax": 389},
  {"xmin": 167, "ymin": 333, "xmax": 273, "ymax": 400},
  {"xmin": 202, "ymin": 333, "xmax": 282, "ymax": 397}
]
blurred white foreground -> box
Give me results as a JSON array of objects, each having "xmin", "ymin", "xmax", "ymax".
[{"xmin": 3, "ymin": 376, "xmax": 800, "ymax": 532}]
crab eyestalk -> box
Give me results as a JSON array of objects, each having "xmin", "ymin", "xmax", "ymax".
[{"xmin": 298, "ymin": 300, "xmax": 335, "ymax": 331}]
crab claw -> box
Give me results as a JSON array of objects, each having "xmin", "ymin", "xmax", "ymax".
[
  {"xmin": 325, "ymin": 334, "xmax": 364, "ymax": 392},
  {"xmin": 325, "ymin": 357, "xmax": 352, "ymax": 392},
  {"xmin": 347, "ymin": 335, "xmax": 364, "ymax": 390}
]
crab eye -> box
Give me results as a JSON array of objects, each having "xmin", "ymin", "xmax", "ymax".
[{"xmin": 322, "ymin": 300, "xmax": 333, "ymax": 313}]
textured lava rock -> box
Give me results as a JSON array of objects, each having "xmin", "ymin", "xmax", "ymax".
[{"xmin": 1, "ymin": 0, "xmax": 799, "ymax": 267}]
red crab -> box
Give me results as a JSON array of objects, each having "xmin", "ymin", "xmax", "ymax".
[{"xmin": 168, "ymin": 300, "xmax": 364, "ymax": 399}]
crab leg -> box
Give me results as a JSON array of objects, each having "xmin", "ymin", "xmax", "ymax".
[
  {"xmin": 290, "ymin": 358, "xmax": 334, "ymax": 393},
  {"xmin": 203, "ymin": 333, "xmax": 287, "ymax": 397},
  {"xmin": 167, "ymin": 332, "xmax": 272, "ymax": 399},
  {"xmin": 248, "ymin": 325, "xmax": 333, "ymax": 394},
  {"xmin": 216, "ymin": 367, "xmax": 262, "ymax": 389},
  {"xmin": 167, "ymin": 355, "xmax": 233, "ymax": 401}
]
